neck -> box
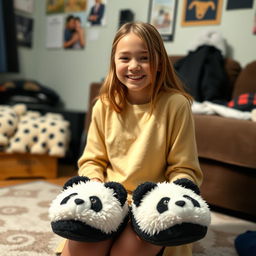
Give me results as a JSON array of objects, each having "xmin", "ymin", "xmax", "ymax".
[{"xmin": 127, "ymin": 91, "xmax": 151, "ymax": 105}]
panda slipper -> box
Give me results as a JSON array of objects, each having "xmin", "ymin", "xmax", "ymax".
[
  {"xmin": 131, "ymin": 178, "xmax": 211, "ymax": 246},
  {"xmin": 49, "ymin": 176, "xmax": 129, "ymax": 242}
]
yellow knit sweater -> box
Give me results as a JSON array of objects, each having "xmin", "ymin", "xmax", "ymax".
[{"xmin": 78, "ymin": 91, "xmax": 202, "ymax": 256}]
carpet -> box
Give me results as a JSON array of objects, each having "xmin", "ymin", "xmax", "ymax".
[
  {"xmin": 0, "ymin": 181, "xmax": 63, "ymax": 256},
  {"xmin": 0, "ymin": 181, "xmax": 255, "ymax": 256}
]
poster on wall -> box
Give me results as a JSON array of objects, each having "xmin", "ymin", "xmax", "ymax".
[
  {"xmin": 46, "ymin": 0, "xmax": 65, "ymax": 14},
  {"xmin": 226, "ymin": 0, "xmax": 253, "ymax": 10},
  {"xmin": 149, "ymin": 0, "xmax": 177, "ymax": 41},
  {"xmin": 86, "ymin": 0, "xmax": 107, "ymax": 26},
  {"xmin": 253, "ymin": 11, "xmax": 256, "ymax": 35},
  {"xmin": 14, "ymin": 0, "xmax": 34, "ymax": 14},
  {"xmin": 64, "ymin": 0, "xmax": 87, "ymax": 13},
  {"xmin": 181, "ymin": 0, "xmax": 223, "ymax": 26},
  {"xmin": 15, "ymin": 14, "xmax": 33, "ymax": 48},
  {"xmin": 63, "ymin": 13, "xmax": 86, "ymax": 49},
  {"xmin": 46, "ymin": 15, "xmax": 64, "ymax": 48}
]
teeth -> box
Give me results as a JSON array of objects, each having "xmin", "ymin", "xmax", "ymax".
[{"xmin": 127, "ymin": 75, "xmax": 143, "ymax": 79}]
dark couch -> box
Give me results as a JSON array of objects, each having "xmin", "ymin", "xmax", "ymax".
[
  {"xmin": 84, "ymin": 57, "xmax": 256, "ymax": 220},
  {"xmin": 191, "ymin": 59, "xmax": 256, "ymax": 220}
]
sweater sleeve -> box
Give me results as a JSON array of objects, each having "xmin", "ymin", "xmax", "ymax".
[
  {"xmin": 78, "ymin": 100, "xmax": 108, "ymax": 181},
  {"xmin": 165, "ymin": 99, "xmax": 203, "ymax": 186}
]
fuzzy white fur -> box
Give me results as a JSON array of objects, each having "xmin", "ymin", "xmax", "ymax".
[
  {"xmin": 192, "ymin": 101, "xmax": 254, "ymax": 121},
  {"xmin": 187, "ymin": 29, "xmax": 226, "ymax": 57},
  {"xmin": 49, "ymin": 181, "xmax": 129, "ymax": 234},
  {"xmin": 132, "ymin": 182, "xmax": 211, "ymax": 236},
  {"xmin": 252, "ymin": 109, "xmax": 256, "ymax": 122}
]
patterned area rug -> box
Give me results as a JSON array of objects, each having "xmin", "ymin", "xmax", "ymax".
[
  {"xmin": 0, "ymin": 181, "xmax": 63, "ymax": 256},
  {"xmin": 0, "ymin": 181, "xmax": 255, "ymax": 256}
]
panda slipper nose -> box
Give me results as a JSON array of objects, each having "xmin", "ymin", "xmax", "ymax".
[
  {"xmin": 74, "ymin": 198, "xmax": 84, "ymax": 205},
  {"xmin": 175, "ymin": 200, "xmax": 186, "ymax": 207}
]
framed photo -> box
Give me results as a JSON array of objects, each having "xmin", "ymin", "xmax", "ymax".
[
  {"xmin": 149, "ymin": 0, "xmax": 177, "ymax": 41},
  {"xmin": 86, "ymin": 0, "xmax": 107, "ymax": 27},
  {"xmin": 253, "ymin": 11, "xmax": 256, "ymax": 35},
  {"xmin": 16, "ymin": 14, "xmax": 33, "ymax": 48},
  {"xmin": 181, "ymin": 0, "xmax": 223, "ymax": 26}
]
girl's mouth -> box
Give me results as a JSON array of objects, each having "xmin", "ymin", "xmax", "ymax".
[{"xmin": 126, "ymin": 75, "xmax": 145, "ymax": 80}]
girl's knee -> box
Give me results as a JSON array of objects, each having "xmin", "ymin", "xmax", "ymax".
[
  {"xmin": 111, "ymin": 240, "xmax": 162, "ymax": 256},
  {"xmin": 62, "ymin": 239, "xmax": 112, "ymax": 256},
  {"xmin": 110, "ymin": 239, "xmax": 142, "ymax": 256},
  {"xmin": 110, "ymin": 224, "xmax": 162, "ymax": 256}
]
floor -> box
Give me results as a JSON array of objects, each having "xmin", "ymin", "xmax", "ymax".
[
  {"xmin": 0, "ymin": 162, "xmax": 255, "ymax": 223},
  {"xmin": 0, "ymin": 163, "xmax": 78, "ymax": 187}
]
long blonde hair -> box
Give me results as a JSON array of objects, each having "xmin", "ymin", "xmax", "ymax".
[{"xmin": 99, "ymin": 22, "xmax": 192, "ymax": 113}]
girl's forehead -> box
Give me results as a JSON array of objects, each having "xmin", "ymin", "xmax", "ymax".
[{"xmin": 115, "ymin": 33, "xmax": 148, "ymax": 53}]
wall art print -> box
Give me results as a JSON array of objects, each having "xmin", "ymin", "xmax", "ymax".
[
  {"xmin": 181, "ymin": 0, "xmax": 223, "ymax": 26},
  {"xmin": 149, "ymin": 0, "xmax": 178, "ymax": 41}
]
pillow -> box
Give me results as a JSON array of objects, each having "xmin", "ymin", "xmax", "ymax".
[
  {"xmin": 232, "ymin": 61, "xmax": 256, "ymax": 98},
  {"xmin": 227, "ymin": 93, "xmax": 256, "ymax": 111}
]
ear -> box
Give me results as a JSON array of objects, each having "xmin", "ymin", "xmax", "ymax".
[
  {"xmin": 208, "ymin": 2, "xmax": 216, "ymax": 10},
  {"xmin": 105, "ymin": 182, "xmax": 127, "ymax": 207},
  {"xmin": 132, "ymin": 182, "xmax": 157, "ymax": 207},
  {"xmin": 173, "ymin": 178, "xmax": 200, "ymax": 195},
  {"xmin": 188, "ymin": 1, "xmax": 196, "ymax": 9},
  {"xmin": 63, "ymin": 176, "xmax": 90, "ymax": 190}
]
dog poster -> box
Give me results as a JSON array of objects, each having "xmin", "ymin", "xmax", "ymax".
[{"xmin": 181, "ymin": 0, "xmax": 223, "ymax": 26}]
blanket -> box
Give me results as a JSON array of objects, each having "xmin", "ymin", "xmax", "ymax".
[{"xmin": 192, "ymin": 101, "xmax": 255, "ymax": 121}]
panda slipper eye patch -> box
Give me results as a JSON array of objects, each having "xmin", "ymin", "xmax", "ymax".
[{"xmin": 60, "ymin": 193, "xmax": 78, "ymax": 205}]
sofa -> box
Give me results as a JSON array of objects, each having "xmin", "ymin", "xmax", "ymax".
[{"xmin": 84, "ymin": 56, "xmax": 256, "ymax": 220}]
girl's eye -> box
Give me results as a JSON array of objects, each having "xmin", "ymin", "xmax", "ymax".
[
  {"xmin": 141, "ymin": 56, "xmax": 148, "ymax": 60},
  {"xmin": 119, "ymin": 57, "xmax": 129, "ymax": 61}
]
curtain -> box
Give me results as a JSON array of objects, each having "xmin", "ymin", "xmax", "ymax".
[{"xmin": 0, "ymin": 0, "xmax": 19, "ymax": 73}]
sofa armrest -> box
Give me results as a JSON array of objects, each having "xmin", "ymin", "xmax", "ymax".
[
  {"xmin": 84, "ymin": 83, "xmax": 102, "ymax": 134},
  {"xmin": 194, "ymin": 114, "xmax": 256, "ymax": 168}
]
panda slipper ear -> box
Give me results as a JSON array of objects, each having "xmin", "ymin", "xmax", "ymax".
[
  {"xmin": 49, "ymin": 176, "xmax": 129, "ymax": 242},
  {"xmin": 63, "ymin": 176, "xmax": 90, "ymax": 190},
  {"xmin": 130, "ymin": 181, "xmax": 211, "ymax": 247},
  {"xmin": 173, "ymin": 178, "xmax": 200, "ymax": 195},
  {"xmin": 132, "ymin": 182, "xmax": 157, "ymax": 207},
  {"xmin": 104, "ymin": 182, "xmax": 127, "ymax": 207}
]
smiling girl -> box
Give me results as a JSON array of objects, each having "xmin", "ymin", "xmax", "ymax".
[{"xmin": 61, "ymin": 21, "xmax": 202, "ymax": 256}]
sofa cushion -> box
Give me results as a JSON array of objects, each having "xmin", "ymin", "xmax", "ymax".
[
  {"xmin": 194, "ymin": 114, "xmax": 256, "ymax": 169},
  {"xmin": 232, "ymin": 61, "xmax": 256, "ymax": 98}
]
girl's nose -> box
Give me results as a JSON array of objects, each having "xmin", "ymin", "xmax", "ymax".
[{"xmin": 129, "ymin": 60, "xmax": 141, "ymax": 72}]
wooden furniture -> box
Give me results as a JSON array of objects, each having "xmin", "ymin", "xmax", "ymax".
[{"xmin": 0, "ymin": 152, "xmax": 58, "ymax": 179}]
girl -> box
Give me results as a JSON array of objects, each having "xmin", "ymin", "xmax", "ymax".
[{"xmin": 61, "ymin": 21, "xmax": 203, "ymax": 256}]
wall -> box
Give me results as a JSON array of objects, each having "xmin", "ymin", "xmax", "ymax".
[
  {"xmin": 1, "ymin": 0, "xmax": 255, "ymax": 111},
  {"xmin": 167, "ymin": 0, "xmax": 256, "ymax": 64}
]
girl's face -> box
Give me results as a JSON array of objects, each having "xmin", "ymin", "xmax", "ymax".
[
  {"xmin": 114, "ymin": 33, "xmax": 157, "ymax": 104},
  {"xmin": 75, "ymin": 20, "xmax": 81, "ymax": 28}
]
